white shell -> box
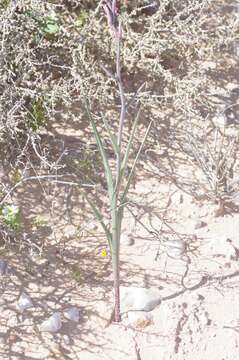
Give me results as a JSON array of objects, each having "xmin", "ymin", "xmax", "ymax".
[
  {"xmin": 17, "ymin": 292, "xmax": 33, "ymax": 312},
  {"xmin": 213, "ymin": 113, "xmax": 227, "ymax": 129},
  {"xmin": 63, "ymin": 307, "xmax": 80, "ymax": 322},
  {"xmin": 164, "ymin": 239, "xmax": 186, "ymax": 258},
  {"xmin": 120, "ymin": 287, "xmax": 161, "ymax": 313},
  {"xmin": 39, "ymin": 312, "xmax": 62, "ymax": 333},
  {"xmin": 121, "ymin": 233, "xmax": 134, "ymax": 246}
]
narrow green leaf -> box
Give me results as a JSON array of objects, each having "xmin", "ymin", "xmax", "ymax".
[
  {"xmin": 43, "ymin": 15, "xmax": 59, "ymax": 34},
  {"xmin": 102, "ymin": 116, "xmax": 119, "ymax": 155},
  {"xmin": 121, "ymin": 121, "xmax": 152, "ymax": 203},
  {"xmin": 120, "ymin": 106, "xmax": 141, "ymax": 180},
  {"xmin": 84, "ymin": 193, "xmax": 112, "ymax": 250},
  {"xmin": 84, "ymin": 101, "xmax": 114, "ymax": 198}
]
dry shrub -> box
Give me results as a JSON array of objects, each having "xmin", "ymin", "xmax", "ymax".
[{"xmin": 0, "ymin": 0, "xmax": 238, "ymax": 204}]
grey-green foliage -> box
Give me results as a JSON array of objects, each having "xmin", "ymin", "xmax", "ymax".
[{"xmin": 1, "ymin": 0, "xmax": 237, "ymax": 167}]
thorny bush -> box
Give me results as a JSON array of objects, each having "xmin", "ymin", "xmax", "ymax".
[{"xmin": 0, "ymin": 0, "xmax": 238, "ymax": 236}]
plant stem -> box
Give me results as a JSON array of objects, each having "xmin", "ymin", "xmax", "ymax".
[
  {"xmin": 112, "ymin": 0, "xmax": 117, "ymax": 15},
  {"xmin": 115, "ymin": 23, "xmax": 126, "ymax": 196},
  {"xmin": 112, "ymin": 242, "xmax": 121, "ymax": 322},
  {"xmin": 112, "ymin": 10, "xmax": 124, "ymax": 322},
  {"xmin": 102, "ymin": 0, "xmax": 126, "ymax": 323},
  {"xmin": 111, "ymin": 205, "xmax": 122, "ymax": 322},
  {"xmin": 111, "ymin": 191, "xmax": 120, "ymax": 321}
]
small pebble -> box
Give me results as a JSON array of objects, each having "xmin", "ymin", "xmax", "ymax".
[
  {"xmin": 213, "ymin": 113, "xmax": 227, "ymax": 129},
  {"xmin": 17, "ymin": 292, "xmax": 34, "ymax": 312},
  {"xmin": 39, "ymin": 312, "xmax": 62, "ymax": 333},
  {"xmin": 63, "ymin": 334, "xmax": 71, "ymax": 345},
  {"xmin": 165, "ymin": 239, "xmax": 186, "ymax": 258},
  {"xmin": 63, "ymin": 307, "xmax": 80, "ymax": 322},
  {"xmin": 121, "ymin": 233, "xmax": 134, "ymax": 246}
]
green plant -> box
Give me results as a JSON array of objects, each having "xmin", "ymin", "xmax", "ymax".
[
  {"xmin": 71, "ymin": 264, "xmax": 83, "ymax": 283},
  {"xmin": 41, "ymin": 14, "xmax": 59, "ymax": 35},
  {"xmin": 10, "ymin": 169, "xmax": 22, "ymax": 185},
  {"xmin": 84, "ymin": 0, "xmax": 151, "ymax": 322},
  {"xmin": 0, "ymin": 204, "xmax": 21, "ymax": 231},
  {"xmin": 27, "ymin": 98, "xmax": 46, "ymax": 132},
  {"xmin": 75, "ymin": 9, "xmax": 89, "ymax": 28},
  {"xmin": 32, "ymin": 215, "xmax": 48, "ymax": 228},
  {"xmin": 0, "ymin": 0, "xmax": 10, "ymax": 9},
  {"xmin": 26, "ymin": 9, "xmax": 59, "ymax": 44}
]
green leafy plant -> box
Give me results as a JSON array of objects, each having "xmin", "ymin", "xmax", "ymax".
[
  {"xmin": 32, "ymin": 215, "xmax": 48, "ymax": 228},
  {"xmin": 26, "ymin": 9, "xmax": 59, "ymax": 43},
  {"xmin": 27, "ymin": 98, "xmax": 46, "ymax": 132},
  {"xmin": 10, "ymin": 169, "xmax": 22, "ymax": 185},
  {"xmin": 0, "ymin": 204, "xmax": 21, "ymax": 231},
  {"xmin": 42, "ymin": 14, "xmax": 59, "ymax": 34},
  {"xmin": 75, "ymin": 9, "xmax": 89, "ymax": 28},
  {"xmin": 84, "ymin": 0, "xmax": 151, "ymax": 322}
]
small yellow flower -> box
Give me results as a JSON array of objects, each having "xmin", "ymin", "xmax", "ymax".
[{"xmin": 100, "ymin": 248, "xmax": 107, "ymax": 257}]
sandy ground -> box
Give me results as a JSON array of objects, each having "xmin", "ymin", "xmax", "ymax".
[
  {"xmin": 1, "ymin": 2, "xmax": 239, "ymax": 359},
  {"xmin": 1, "ymin": 170, "xmax": 239, "ymax": 360}
]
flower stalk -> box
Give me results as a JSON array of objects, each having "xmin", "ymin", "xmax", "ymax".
[{"xmin": 84, "ymin": 0, "xmax": 151, "ymax": 322}]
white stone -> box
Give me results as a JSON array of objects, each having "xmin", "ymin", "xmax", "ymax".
[
  {"xmin": 17, "ymin": 292, "xmax": 34, "ymax": 312},
  {"xmin": 63, "ymin": 334, "xmax": 71, "ymax": 345},
  {"xmin": 63, "ymin": 307, "xmax": 80, "ymax": 322},
  {"xmin": 213, "ymin": 113, "xmax": 227, "ymax": 128},
  {"xmin": 121, "ymin": 233, "xmax": 134, "ymax": 246},
  {"xmin": 64, "ymin": 225, "xmax": 76, "ymax": 239},
  {"xmin": 39, "ymin": 312, "xmax": 62, "ymax": 333},
  {"xmin": 164, "ymin": 239, "xmax": 186, "ymax": 258},
  {"xmin": 120, "ymin": 287, "xmax": 161, "ymax": 313}
]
